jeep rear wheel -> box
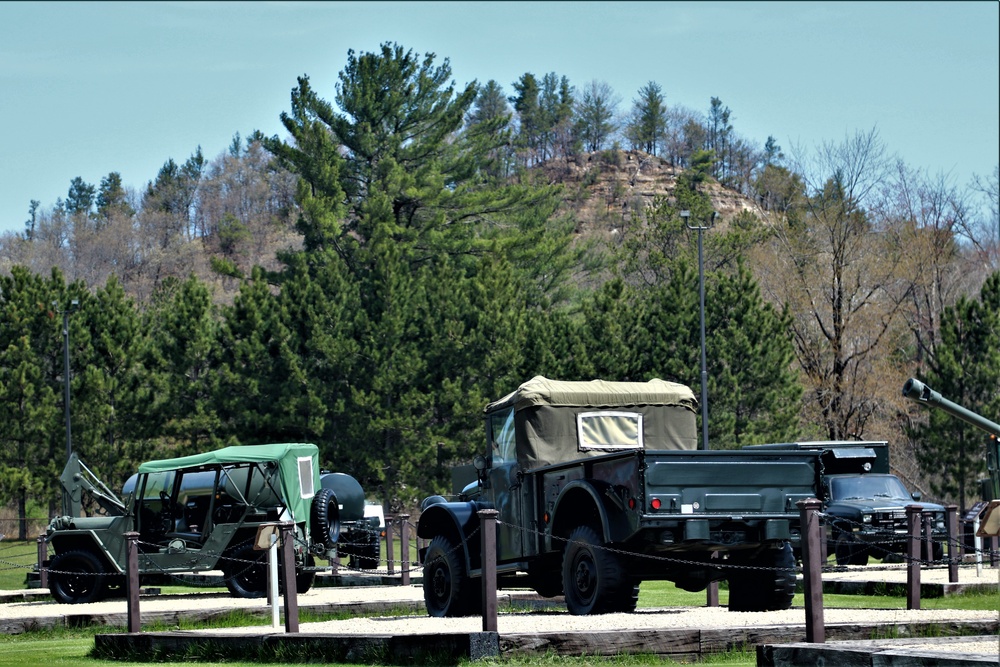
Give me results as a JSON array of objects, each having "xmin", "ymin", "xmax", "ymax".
[
  {"xmin": 49, "ymin": 550, "xmax": 107, "ymax": 604},
  {"xmin": 222, "ymin": 545, "xmax": 267, "ymax": 598},
  {"xmin": 423, "ymin": 535, "xmax": 480, "ymax": 617}
]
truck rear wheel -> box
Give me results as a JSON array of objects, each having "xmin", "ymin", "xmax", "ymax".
[
  {"xmin": 49, "ymin": 550, "xmax": 107, "ymax": 604},
  {"xmin": 562, "ymin": 525, "xmax": 636, "ymax": 615},
  {"xmin": 727, "ymin": 542, "xmax": 796, "ymax": 612},
  {"xmin": 423, "ymin": 535, "xmax": 480, "ymax": 617}
]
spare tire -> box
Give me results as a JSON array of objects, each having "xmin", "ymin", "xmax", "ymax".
[{"xmin": 311, "ymin": 487, "xmax": 340, "ymax": 546}]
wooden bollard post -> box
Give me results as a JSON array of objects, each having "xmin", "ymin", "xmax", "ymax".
[
  {"xmin": 797, "ymin": 498, "xmax": 824, "ymax": 643},
  {"xmin": 906, "ymin": 505, "xmax": 921, "ymax": 610},
  {"xmin": 385, "ymin": 516, "xmax": 395, "ymax": 575},
  {"xmin": 124, "ymin": 531, "xmax": 141, "ymax": 633},
  {"xmin": 279, "ymin": 522, "xmax": 299, "ymax": 633},
  {"xmin": 399, "ymin": 514, "xmax": 411, "ymax": 586},
  {"xmin": 946, "ymin": 505, "xmax": 959, "ymax": 583},
  {"xmin": 479, "ymin": 509, "xmax": 498, "ymax": 633},
  {"xmin": 36, "ymin": 537, "xmax": 48, "ymax": 590}
]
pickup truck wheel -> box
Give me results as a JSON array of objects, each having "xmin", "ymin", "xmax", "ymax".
[
  {"xmin": 222, "ymin": 545, "xmax": 267, "ymax": 598},
  {"xmin": 423, "ymin": 535, "xmax": 480, "ymax": 617},
  {"xmin": 727, "ymin": 542, "xmax": 796, "ymax": 612},
  {"xmin": 49, "ymin": 550, "xmax": 107, "ymax": 604},
  {"xmin": 833, "ymin": 526, "xmax": 869, "ymax": 566},
  {"xmin": 348, "ymin": 531, "xmax": 380, "ymax": 570},
  {"xmin": 562, "ymin": 526, "xmax": 633, "ymax": 615}
]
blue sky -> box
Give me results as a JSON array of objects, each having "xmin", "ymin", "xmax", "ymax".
[{"xmin": 1, "ymin": 1, "xmax": 997, "ymax": 234}]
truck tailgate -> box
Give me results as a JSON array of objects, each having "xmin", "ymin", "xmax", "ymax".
[{"xmin": 644, "ymin": 451, "xmax": 817, "ymax": 516}]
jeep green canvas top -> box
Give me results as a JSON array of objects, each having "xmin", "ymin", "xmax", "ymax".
[{"xmin": 138, "ymin": 443, "xmax": 320, "ymax": 531}]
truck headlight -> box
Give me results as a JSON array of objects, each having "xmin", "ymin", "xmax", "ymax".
[{"xmin": 862, "ymin": 514, "xmax": 872, "ymax": 524}]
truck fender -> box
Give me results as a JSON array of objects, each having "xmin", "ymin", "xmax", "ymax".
[
  {"xmin": 416, "ymin": 499, "xmax": 485, "ymax": 573},
  {"xmin": 548, "ymin": 480, "xmax": 629, "ymax": 549}
]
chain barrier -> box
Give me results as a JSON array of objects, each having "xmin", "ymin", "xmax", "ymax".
[{"xmin": 11, "ymin": 510, "xmax": 1000, "ymax": 584}]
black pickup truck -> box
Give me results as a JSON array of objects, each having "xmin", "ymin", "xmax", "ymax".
[
  {"xmin": 745, "ymin": 441, "xmax": 946, "ymax": 565},
  {"xmin": 417, "ymin": 377, "xmax": 825, "ymax": 616}
]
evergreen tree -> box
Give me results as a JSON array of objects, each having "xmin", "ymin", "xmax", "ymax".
[
  {"xmin": 626, "ymin": 82, "xmax": 667, "ymax": 156},
  {"xmin": 0, "ymin": 267, "xmax": 59, "ymax": 536},
  {"xmin": 575, "ymin": 80, "xmax": 620, "ymax": 153},
  {"xmin": 139, "ymin": 276, "xmax": 222, "ymax": 456}
]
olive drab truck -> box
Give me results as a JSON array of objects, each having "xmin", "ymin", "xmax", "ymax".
[
  {"xmin": 903, "ymin": 377, "xmax": 1000, "ymax": 536},
  {"xmin": 417, "ymin": 377, "xmax": 824, "ymax": 616},
  {"xmin": 42, "ymin": 443, "xmax": 381, "ymax": 604}
]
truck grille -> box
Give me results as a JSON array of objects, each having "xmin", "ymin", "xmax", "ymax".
[{"xmin": 871, "ymin": 510, "xmax": 907, "ymax": 530}]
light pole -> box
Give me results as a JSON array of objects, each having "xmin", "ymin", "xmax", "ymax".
[
  {"xmin": 680, "ymin": 209, "xmax": 716, "ymax": 451},
  {"xmin": 54, "ymin": 299, "xmax": 79, "ymax": 463}
]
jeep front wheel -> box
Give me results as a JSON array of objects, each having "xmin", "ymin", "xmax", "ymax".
[{"xmin": 49, "ymin": 550, "xmax": 107, "ymax": 604}]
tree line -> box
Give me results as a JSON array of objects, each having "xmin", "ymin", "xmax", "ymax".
[{"xmin": 1, "ymin": 42, "xmax": 998, "ymax": 537}]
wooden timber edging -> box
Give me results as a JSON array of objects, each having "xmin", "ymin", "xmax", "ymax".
[
  {"xmin": 93, "ymin": 631, "xmax": 501, "ymax": 664},
  {"xmin": 758, "ymin": 635, "xmax": 1000, "ymax": 666},
  {"xmin": 91, "ymin": 618, "xmax": 1000, "ymax": 664},
  {"xmin": 500, "ymin": 619, "xmax": 1000, "ymax": 660}
]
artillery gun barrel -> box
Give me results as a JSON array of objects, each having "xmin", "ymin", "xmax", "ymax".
[{"xmin": 902, "ymin": 378, "xmax": 1000, "ymax": 438}]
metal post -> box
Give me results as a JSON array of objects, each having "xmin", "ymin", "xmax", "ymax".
[
  {"xmin": 385, "ymin": 516, "xmax": 395, "ymax": 576},
  {"xmin": 268, "ymin": 532, "xmax": 279, "ymax": 627},
  {"xmin": 399, "ymin": 514, "xmax": 410, "ymax": 586},
  {"xmin": 906, "ymin": 505, "xmax": 921, "ymax": 610},
  {"xmin": 279, "ymin": 522, "xmax": 299, "ymax": 633},
  {"xmin": 923, "ymin": 513, "xmax": 933, "ymax": 563},
  {"xmin": 479, "ymin": 509, "xmax": 498, "ymax": 632},
  {"xmin": 36, "ymin": 537, "xmax": 48, "ymax": 589},
  {"xmin": 125, "ymin": 531, "xmax": 141, "ymax": 633},
  {"xmin": 946, "ymin": 505, "xmax": 959, "ymax": 583},
  {"xmin": 797, "ymin": 498, "xmax": 824, "ymax": 643},
  {"xmin": 682, "ymin": 210, "xmax": 714, "ymax": 451}
]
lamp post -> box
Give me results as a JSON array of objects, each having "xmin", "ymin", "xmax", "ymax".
[
  {"xmin": 54, "ymin": 299, "xmax": 79, "ymax": 463},
  {"xmin": 680, "ymin": 210, "xmax": 716, "ymax": 451}
]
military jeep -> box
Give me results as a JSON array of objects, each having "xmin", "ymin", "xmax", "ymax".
[{"xmin": 43, "ymin": 443, "xmax": 379, "ymax": 604}]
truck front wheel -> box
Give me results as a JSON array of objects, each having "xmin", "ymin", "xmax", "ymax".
[
  {"xmin": 562, "ymin": 525, "xmax": 637, "ymax": 615},
  {"xmin": 423, "ymin": 535, "xmax": 480, "ymax": 617},
  {"xmin": 49, "ymin": 550, "xmax": 107, "ymax": 604},
  {"xmin": 833, "ymin": 525, "xmax": 869, "ymax": 566}
]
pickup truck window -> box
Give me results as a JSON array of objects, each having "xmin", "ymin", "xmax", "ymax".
[
  {"xmin": 490, "ymin": 407, "xmax": 516, "ymax": 464},
  {"xmin": 830, "ymin": 475, "xmax": 911, "ymax": 501},
  {"xmin": 577, "ymin": 411, "xmax": 643, "ymax": 450}
]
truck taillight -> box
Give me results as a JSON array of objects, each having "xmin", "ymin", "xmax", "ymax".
[
  {"xmin": 628, "ymin": 498, "xmax": 636, "ymax": 510},
  {"xmin": 650, "ymin": 498, "xmax": 662, "ymax": 510}
]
